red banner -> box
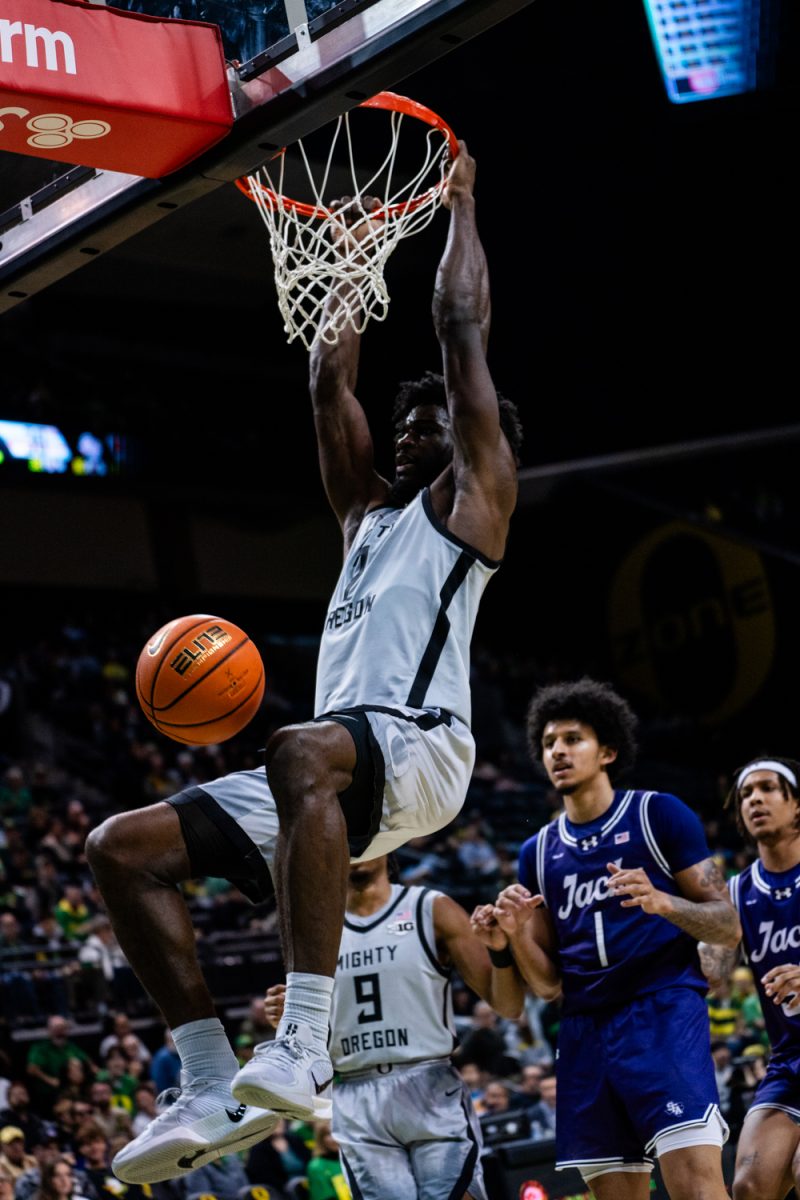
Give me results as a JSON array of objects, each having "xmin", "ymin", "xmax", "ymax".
[{"xmin": 0, "ymin": 0, "xmax": 232, "ymax": 177}]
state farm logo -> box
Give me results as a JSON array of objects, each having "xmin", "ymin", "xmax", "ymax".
[
  {"xmin": 0, "ymin": 19, "xmax": 77, "ymax": 74},
  {"xmin": 0, "ymin": 107, "xmax": 110, "ymax": 149}
]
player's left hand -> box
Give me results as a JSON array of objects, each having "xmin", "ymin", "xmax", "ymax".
[
  {"xmin": 762, "ymin": 963, "xmax": 800, "ymax": 1005},
  {"xmin": 606, "ymin": 862, "xmax": 669, "ymax": 916},
  {"xmin": 470, "ymin": 903, "xmax": 509, "ymax": 950},
  {"xmin": 328, "ymin": 195, "xmax": 383, "ymax": 255}
]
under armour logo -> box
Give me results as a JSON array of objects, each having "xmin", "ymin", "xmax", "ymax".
[
  {"xmin": 774, "ymin": 887, "xmax": 792, "ymax": 900},
  {"xmin": 580, "ymin": 836, "xmax": 599, "ymax": 851}
]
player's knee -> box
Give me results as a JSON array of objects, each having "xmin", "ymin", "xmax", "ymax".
[
  {"xmin": 265, "ymin": 723, "xmax": 339, "ymax": 800},
  {"xmin": 732, "ymin": 1175, "xmax": 773, "ymax": 1200},
  {"xmin": 85, "ymin": 813, "xmax": 148, "ymax": 877},
  {"xmin": 265, "ymin": 723, "xmax": 307, "ymax": 771}
]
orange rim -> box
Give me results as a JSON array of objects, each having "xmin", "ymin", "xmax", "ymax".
[{"xmin": 235, "ymin": 90, "xmax": 458, "ymax": 220}]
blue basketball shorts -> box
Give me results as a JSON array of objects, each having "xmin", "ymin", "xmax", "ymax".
[
  {"xmin": 748, "ymin": 1050, "xmax": 800, "ymax": 1123},
  {"xmin": 555, "ymin": 986, "xmax": 726, "ymax": 1173}
]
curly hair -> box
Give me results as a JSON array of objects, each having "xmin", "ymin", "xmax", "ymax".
[
  {"xmin": 725, "ymin": 756, "xmax": 800, "ymax": 839},
  {"xmin": 391, "ymin": 370, "xmax": 523, "ymax": 462},
  {"xmin": 526, "ymin": 677, "xmax": 639, "ymax": 781}
]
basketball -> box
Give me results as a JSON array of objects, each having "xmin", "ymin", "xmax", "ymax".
[{"xmin": 135, "ymin": 614, "xmax": 265, "ymax": 745}]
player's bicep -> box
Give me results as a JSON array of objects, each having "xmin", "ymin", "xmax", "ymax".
[
  {"xmin": 441, "ymin": 333, "xmax": 517, "ymax": 504},
  {"xmin": 674, "ymin": 856, "xmax": 731, "ymax": 905}
]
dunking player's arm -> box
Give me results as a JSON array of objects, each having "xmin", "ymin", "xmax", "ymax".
[
  {"xmin": 308, "ymin": 197, "xmax": 386, "ymax": 549},
  {"xmin": 430, "ymin": 143, "xmax": 516, "ymax": 562},
  {"xmin": 309, "ymin": 142, "xmax": 517, "ymax": 559}
]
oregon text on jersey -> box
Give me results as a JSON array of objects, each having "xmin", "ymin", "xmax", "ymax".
[
  {"xmin": 325, "ymin": 593, "xmax": 375, "ymax": 631},
  {"xmin": 340, "ymin": 1027, "xmax": 410, "ymax": 1056}
]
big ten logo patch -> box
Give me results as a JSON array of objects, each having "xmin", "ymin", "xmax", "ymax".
[
  {"xmin": 386, "ymin": 908, "xmax": 414, "ymax": 935},
  {"xmin": 608, "ymin": 521, "xmax": 774, "ymax": 724},
  {"xmin": 0, "ymin": 107, "xmax": 110, "ymax": 148}
]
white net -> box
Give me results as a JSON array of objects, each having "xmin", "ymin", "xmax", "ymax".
[{"xmin": 240, "ymin": 94, "xmax": 455, "ymax": 350}]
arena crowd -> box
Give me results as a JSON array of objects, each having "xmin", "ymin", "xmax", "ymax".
[{"xmin": 0, "ymin": 608, "xmax": 767, "ymax": 1199}]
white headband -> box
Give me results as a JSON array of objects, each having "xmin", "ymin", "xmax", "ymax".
[{"xmin": 737, "ymin": 760, "xmax": 798, "ymax": 790}]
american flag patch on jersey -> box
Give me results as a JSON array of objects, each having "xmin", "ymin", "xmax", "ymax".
[
  {"xmin": 386, "ymin": 909, "xmax": 415, "ymax": 935},
  {"xmin": 614, "ymin": 831, "xmax": 630, "ymax": 844}
]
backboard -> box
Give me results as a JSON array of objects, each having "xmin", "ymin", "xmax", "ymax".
[{"xmin": 0, "ymin": 0, "xmax": 535, "ymax": 313}]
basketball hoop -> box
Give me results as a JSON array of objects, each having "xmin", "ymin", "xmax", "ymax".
[{"xmin": 236, "ymin": 92, "xmax": 458, "ymax": 350}]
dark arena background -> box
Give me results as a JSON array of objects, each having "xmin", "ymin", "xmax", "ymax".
[{"xmin": 1, "ymin": 0, "xmax": 799, "ymax": 1197}]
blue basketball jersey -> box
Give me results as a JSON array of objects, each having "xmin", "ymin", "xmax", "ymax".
[
  {"xmin": 518, "ymin": 789, "xmax": 710, "ymax": 1015},
  {"xmin": 730, "ymin": 860, "xmax": 800, "ymax": 1058}
]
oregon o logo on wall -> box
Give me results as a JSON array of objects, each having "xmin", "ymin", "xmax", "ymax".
[{"xmin": 608, "ymin": 521, "xmax": 774, "ymax": 724}]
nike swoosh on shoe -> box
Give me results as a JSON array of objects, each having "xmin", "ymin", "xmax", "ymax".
[{"xmin": 176, "ymin": 1149, "xmax": 207, "ymax": 1170}]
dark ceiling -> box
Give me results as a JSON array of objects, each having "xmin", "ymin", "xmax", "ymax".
[{"xmin": 1, "ymin": 0, "xmax": 798, "ymax": 506}]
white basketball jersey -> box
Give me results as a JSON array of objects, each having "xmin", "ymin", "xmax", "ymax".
[
  {"xmin": 314, "ymin": 489, "xmax": 499, "ymax": 726},
  {"xmin": 330, "ymin": 884, "xmax": 457, "ymax": 1073}
]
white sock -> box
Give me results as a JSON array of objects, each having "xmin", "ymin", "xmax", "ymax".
[
  {"xmin": 172, "ymin": 1017, "xmax": 239, "ymax": 1085},
  {"xmin": 278, "ymin": 972, "xmax": 333, "ymax": 1051}
]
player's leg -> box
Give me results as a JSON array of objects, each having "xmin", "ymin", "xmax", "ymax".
[
  {"xmin": 262, "ymin": 720, "xmax": 356, "ymax": 976},
  {"xmin": 732, "ymin": 1108, "xmax": 799, "ymax": 1199},
  {"xmin": 619, "ymin": 988, "xmax": 729, "ymax": 1200},
  {"xmin": 657, "ymin": 1144, "xmax": 730, "ymax": 1200},
  {"xmin": 232, "ymin": 708, "xmax": 473, "ymax": 1120},
  {"xmin": 232, "ymin": 719, "xmax": 356, "ymax": 1119},
  {"xmin": 552, "ymin": 1009, "xmax": 654, "ymax": 1193},
  {"xmin": 86, "ymin": 786, "xmax": 278, "ymax": 1183},
  {"xmin": 407, "ymin": 1064, "xmax": 488, "ymax": 1200},
  {"xmin": 85, "ymin": 801, "xmax": 210, "ymax": 1026},
  {"xmin": 578, "ymin": 1171, "xmax": 651, "ymax": 1200},
  {"xmin": 331, "ymin": 1069, "xmax": 425, "ymax": 1200}
]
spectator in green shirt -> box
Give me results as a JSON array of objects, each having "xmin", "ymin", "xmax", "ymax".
[
  {"xmin": 26, "ymin": 1017, "xmax": 96, "ymax": 1114},
  {"xmin": 0, "ymin": 766, "xmax": 32, "ymax": 822},
  {"xmin": 730, "ymin": 965, "xmax": 768, "ymax": 1048},
  {"xmin": 96, "ymin": 1049, "xmax": 137, "ymax": 1115},
  {"xmin": 54, "ymin": 884, "xmax": 91, "ymax": 942}
]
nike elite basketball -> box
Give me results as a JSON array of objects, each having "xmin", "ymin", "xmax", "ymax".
[{"xmin": 136, "ymin": 614, "xmax": 265, "ymax": 744}]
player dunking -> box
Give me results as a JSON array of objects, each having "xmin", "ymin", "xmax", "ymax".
[
  {"xmin": 230, "ymin": 139, "xmax": 521, "ymax": 1118},
  {"xmin": 493, "ymin": 678, "xmax": 740, "ymax": 1200},
  {"xmin": 263, "ymin": 855, "xmax": 540, "ymax": 1200},
  {"xmin": 700, "ymin": 757, "xmax": 800, "ymax": 1200},
  {"xmin": 87, "ymin": 141, "xmax": 522, "ymax": 1182}
]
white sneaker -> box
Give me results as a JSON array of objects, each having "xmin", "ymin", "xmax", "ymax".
[
  {"xmin": 111, "ymin": 1076, "xmax": 279, "ymax": 1184},
  {"xmin": 232, "ymin": 1022, "xmax": 334, "ymax": 1120}
]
